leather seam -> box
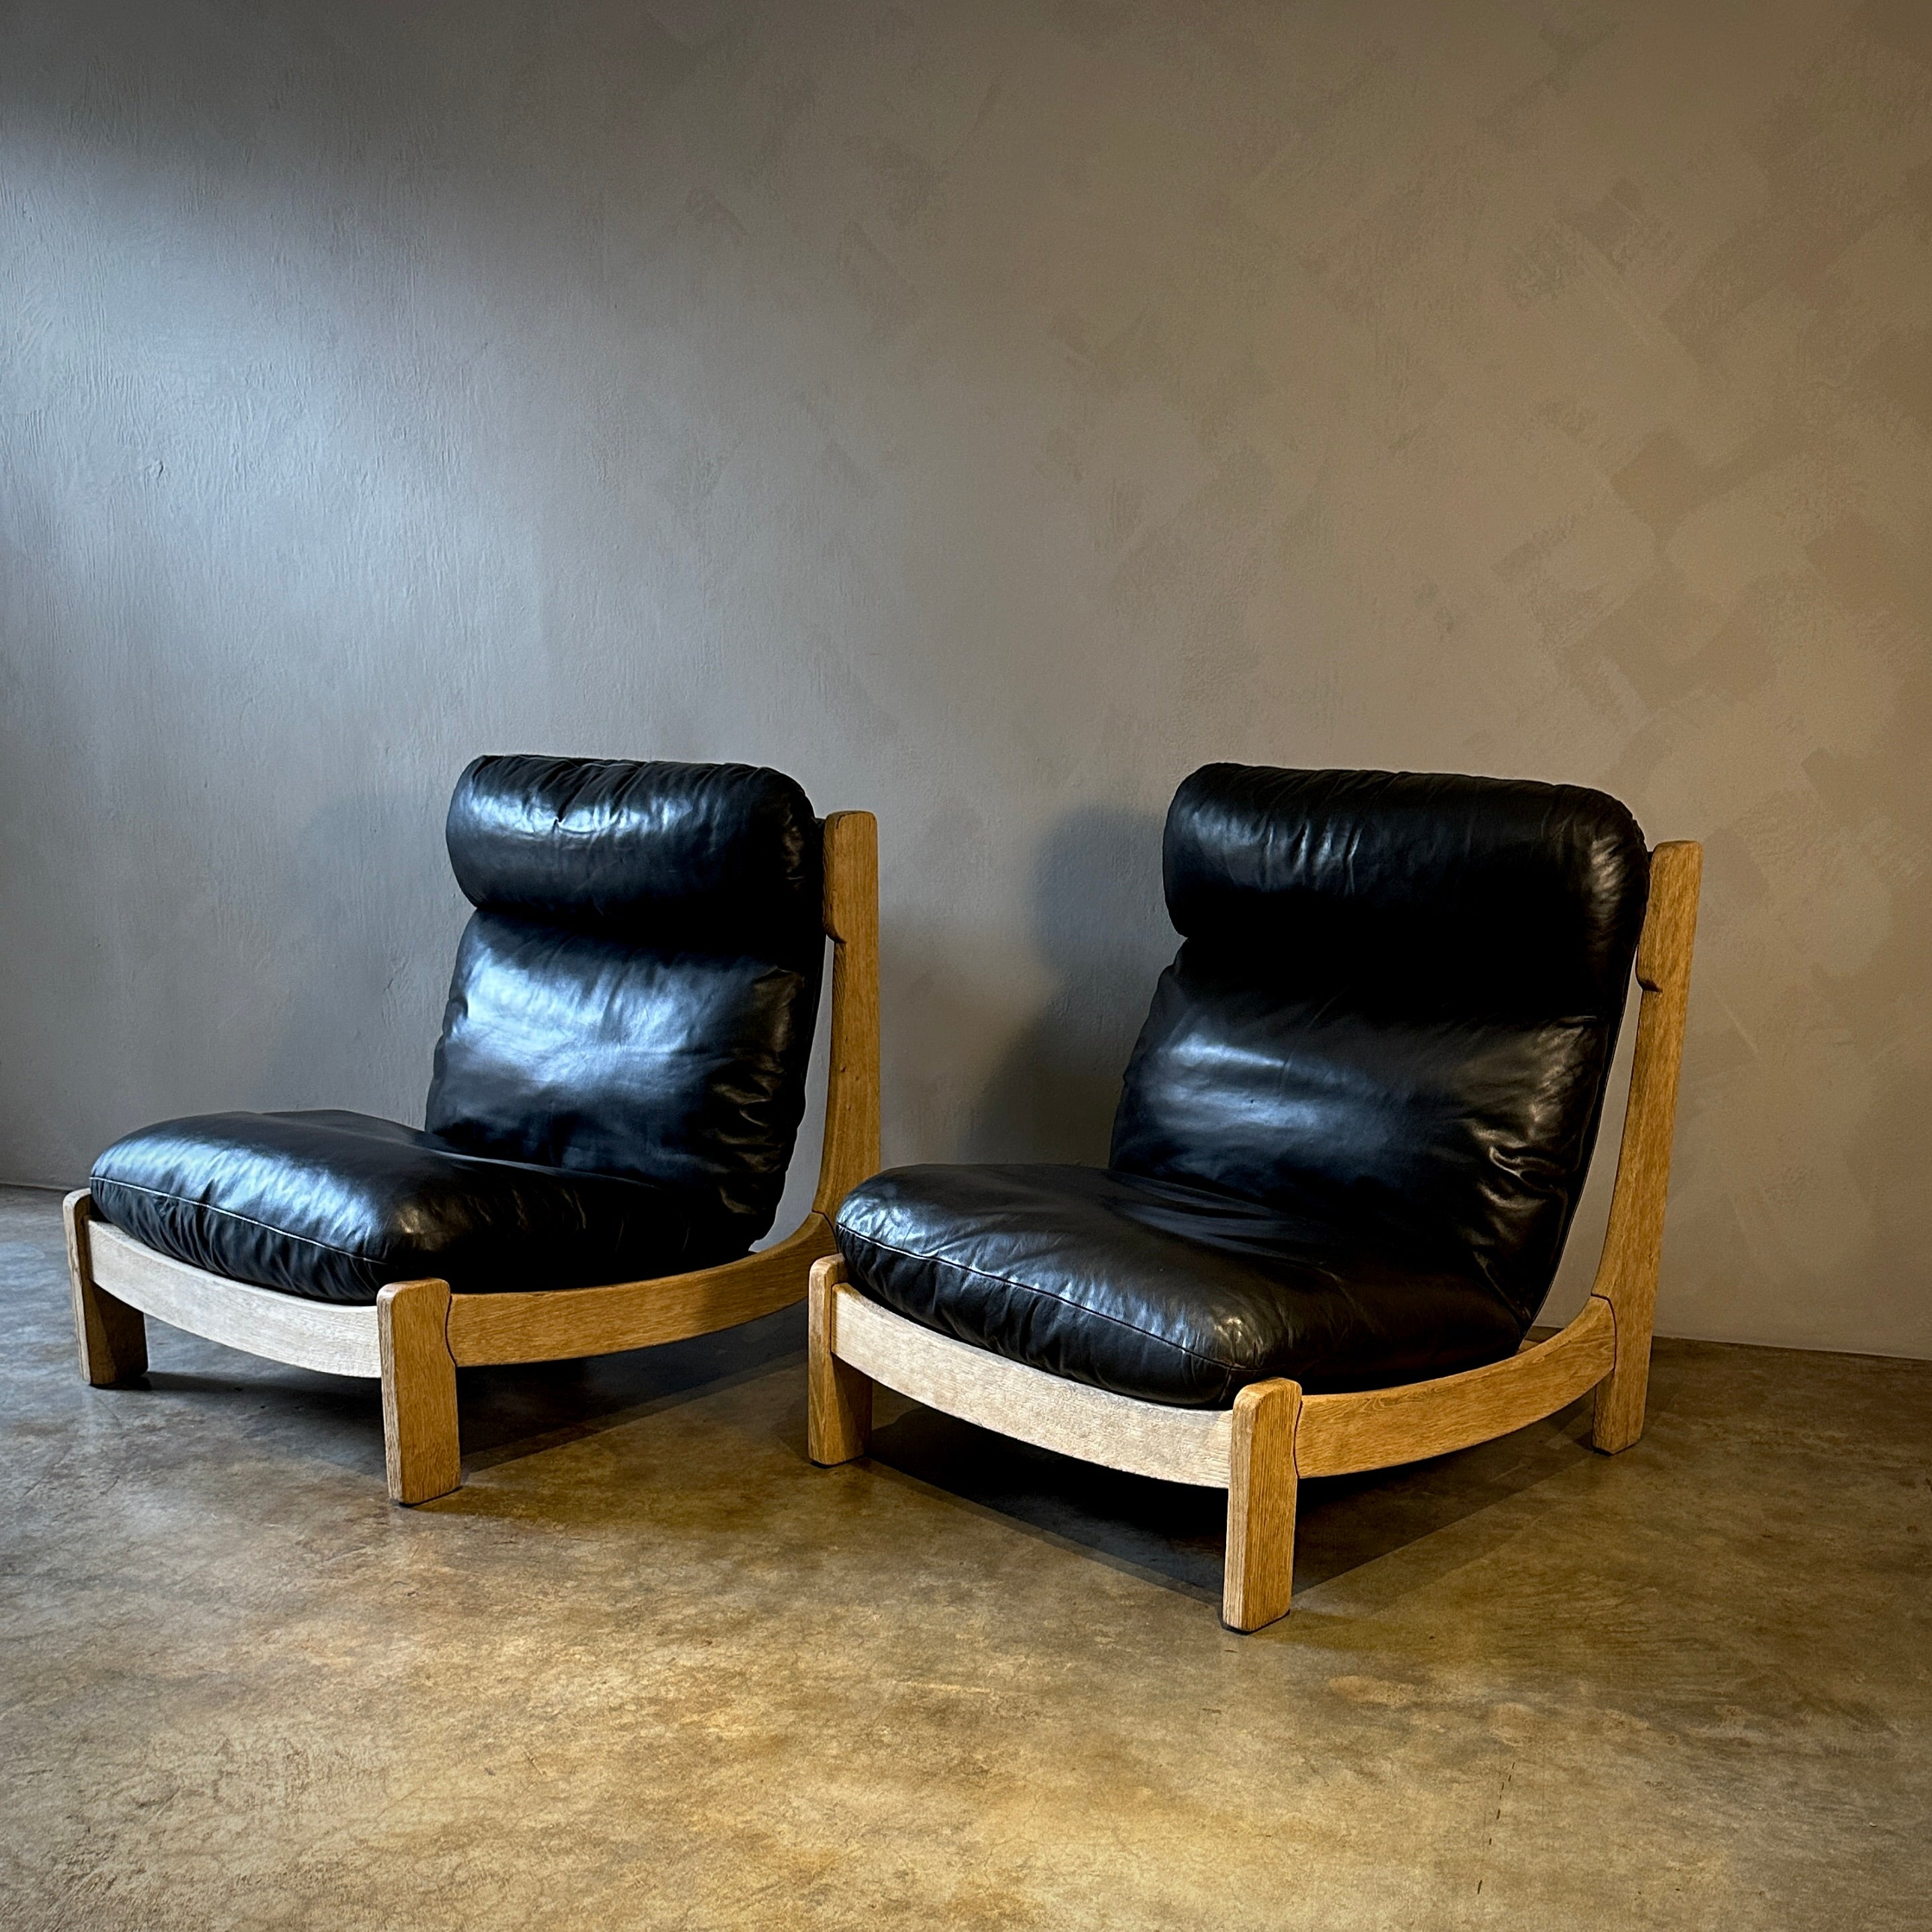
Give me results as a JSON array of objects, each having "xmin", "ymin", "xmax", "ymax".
[
  {"xmin": 846, "ymin": 1228, "xmax": 1246, "ymax": 1379},
  {"xmin": 90, "ymin": 1177, "xmax": 397, "ymax": 1266}
]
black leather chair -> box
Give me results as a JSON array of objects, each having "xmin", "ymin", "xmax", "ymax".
[
  {"xmin": 809, "ymin": 765, "xmax": 1699, "ymax": 1632},
  {"xmin": 68, "ymin": 756, "xmax": 878, "ymax": 1504}
]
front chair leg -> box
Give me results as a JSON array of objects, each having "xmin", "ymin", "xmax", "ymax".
[
  {"xmin": 1223, "ymin": 1378, "xmax": 1303, "ymax": 1633},
  {"xmin": 64, "ymin": 1191, "xmax": 147, "ymax": 1387},
  {"xmin": 376, "ymin": 1279, "xmax": 460, "ymax": 1504},
  {"xmin": 807, "ymin": 1257, "xmax": 872, "ymax": 1465}
]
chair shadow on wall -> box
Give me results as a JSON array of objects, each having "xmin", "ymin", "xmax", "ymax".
[
  {"xmin": 858, "ymin": 801, "xmax": 1611, "ymax": 1608},
  {"xmin": 964, "ymin": 805, "xmax": 1172, "ymax": 1164}
]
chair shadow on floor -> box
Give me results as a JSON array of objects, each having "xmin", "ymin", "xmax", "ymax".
[
  {"xmin": 130, "ymin": 1305, "xmax": 810, "ymax": 1488},
  {"xmin": 860, "ymin": 1383, "xmax": 1603, "ymax": 1605},
  {"xmin": 134, "ymin": 1311, "xmax": 1600, "ymax": 1606}
]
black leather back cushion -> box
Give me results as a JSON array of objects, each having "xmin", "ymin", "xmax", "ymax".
[
  {"xmin": 1112, "ymin": 766, "xmax": 1650, "ymax": 1327},
  {"xmin": 445, "ymin": 754, "xmax": 822, "ymax": 949},
  {"xmin": 426, "ymin": 756, "xmax": 823, "ymax": 1258}
]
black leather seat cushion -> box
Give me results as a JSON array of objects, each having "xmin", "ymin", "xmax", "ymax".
[
  {"xmin": 837, "ymin": 764, "xmax": 1649, "ymax": 1408},
  {"xmin": 91, "ymin": 1111, "xmax": 715, "ymax": 1305},
  {"xmin": 836, "ymin": 1164, "xmax": 1524, "ymax": 1406}
]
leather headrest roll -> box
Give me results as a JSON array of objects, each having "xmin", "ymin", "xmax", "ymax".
[
  {"xmin": 446, "ymin": 755, "xmax": 821, "ymax": 949},
  {"xmin": 1163, "ymin": 765, "xmax": 1650, "ymax": 1013}
]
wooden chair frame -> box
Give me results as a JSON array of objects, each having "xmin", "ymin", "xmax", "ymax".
[
  {"xmin": 67, "ymin": 811, "xmax": 880, "ymax": 1507},
  {"xmin": 810, "ymin": 840, "xmax": 1700, "ymax": 1633}
]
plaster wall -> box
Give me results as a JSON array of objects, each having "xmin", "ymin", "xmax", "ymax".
[{"xmin": 3, "ymin": 0, "xmax": 1927, "ymax": 1353}]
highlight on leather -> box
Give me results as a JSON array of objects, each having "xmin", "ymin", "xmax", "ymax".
[
  {"xmin": 446, "ymin": 754, "xmax": 823, "ymax": 952},
  {"xmin": 1161, "ymin": 765, "xmax": 1648, "ymax": 1010}
]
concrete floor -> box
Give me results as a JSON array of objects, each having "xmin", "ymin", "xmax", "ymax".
[{"xmin": 1, "ymin": 1185, "xmax": 1927, "ymax": 1930}]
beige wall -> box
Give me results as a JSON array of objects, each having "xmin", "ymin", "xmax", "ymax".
[{"xmin": 3, "ymin": 0, "xmax": 1927, "ymax": 1354}]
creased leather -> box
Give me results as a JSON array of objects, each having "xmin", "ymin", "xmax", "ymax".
[
  {"xmin": 1161, "ymin": 764, "xmax": 1648, "ymax": 1012},
  {"xmin": 424, "ymin": 913, "xmax": 819, "ymax": 1254},
  {"xmin": 90, "ymin": 758, "xmax": 825, "ymax": 1303},
  {"xmin": 90, "ymin": 1110, "xmax": 702, "ymax": 1303},
  {"xmin": 838, "ymin": 764, "xmax": 1650, "ymax": 1406},
  {"xmin": 446, "ymin": 754, "xmax": 822, "ymax": 957},
  {"xmin": 836, "ymin": 1163, "xmax": 1523, "ymax": 1404}
]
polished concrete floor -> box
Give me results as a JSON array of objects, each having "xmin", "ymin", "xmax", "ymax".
[{"xmin": 2, "ymin": 1184, "xmax": 1927, "ymax": 1930}]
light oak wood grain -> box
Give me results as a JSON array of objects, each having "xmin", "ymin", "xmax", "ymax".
[
  {"xmin": 1591, "ymin": 840, "xmax": 1701, "ymax": 1453},
  {"xmin": 807, "ymin": 1256, "xmax": 872, "ymax": 1464},
  {"xmin": 1296, "ymin": 1294, "xmax": 1615, "ymax": 1478},
  {"xmin": 446, "ymin": 1214, "xmax": 838, "ymax": 1365},
  {"xmin": 1223, "ymin": 1379, "xmax": 1301, "ymax": 1632},
  {"xmin": 813, "ymin": 810, "xmax": 881, "ymax": 1219},
  {"xmin": 86, "ymin": 1213, "xmax": 382, "ymax": 1378},
  {"xmin": 64, "ymin": 1191, "xmax": 148, "ymax": 1387},
  {"xmin": 829, "ymin": 1281, "xmax": 1236, "ymax": 1486},
  {"xmin": 377, "ymin": 1278, "xmax": 460, "ymax": 1504}
]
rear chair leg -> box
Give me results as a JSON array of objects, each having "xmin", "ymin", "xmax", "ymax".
[
  {"xmin": 807, "ymin": 1257, "xmax": 872, "ymax": 1465},
  {"xmin": 64, "ymin": 1191, "xmax": 147, "ymax": 1387},
  {"xmin": 1223, "ymin": 1379, "xmax": 1302, "ymax": 1633},
  {"xmin": 376, "ymin": 1279, "xmax": 460, "ymax": 1504},
  {"xmin": 1592, "ymin": 1293, "xmax": 1654, "ymax": 1455}
]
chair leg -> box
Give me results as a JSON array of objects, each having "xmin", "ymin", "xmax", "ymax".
[
  {"xmin": 376, "ymin": 1279, "xmax": 460, "ymax": 1505},
  {"xmin": 1223, "ymin": 1378, "xmax": 1302, "ymax": 1633},
  {"xmin": 807, "ymin": 1258, "xmax": 871, "ymax": 1465},
  {"xmin": 64, "ymin": 1191, "xmax": 147, "ymax": 1387},
  {"xmin": 1592, "ymin": 1291, "xmax": 1654, "ymax": 1454}
]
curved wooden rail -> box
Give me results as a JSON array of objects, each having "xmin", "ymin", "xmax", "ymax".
[
  {"xmin": 82, "ymin": 1206, "xmax": 381, "ymax": 1379},
  {"xmin": 1295, "ymin": 1295, "xmax": 1615, "ymax": 1478},
  {"xmin": 821, "ymin": 1278, "xmax": 1234, "ymax": 1486},
  {"xmin": 445, "ymin": 1214, "xmax": 838, "ymax": 1366},
  {"xmin": 814, "ymin": 1271, "xmax": 1617, "ymax": 1488}
]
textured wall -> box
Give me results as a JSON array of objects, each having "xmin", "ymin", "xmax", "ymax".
[{"xmin": 3, "ymin": 0, "xmax": 1927, "ymax": 1353}]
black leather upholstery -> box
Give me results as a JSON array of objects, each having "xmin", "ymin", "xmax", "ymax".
[
  {"xmin": 427, "ymin": 756, "xmax": 824, "ymax": 1257},
  {"xmin": 91, "ymin": 758, "xmax": 826, "ymax": 1303},
  {"xmin": 836, "ymin": 1164, "xmax": 1523, "ymax": 1405},
  {"xmin": 89, "ymin": 1111, "xmax": 705, "ymax": 1304},
  {"xmin": 838, "ymin": 765, "xmax": 1650, "ymax": 1406},
  {"xmin": 444, "ymin": 754, "xmax": 821, "ymax": 953}
]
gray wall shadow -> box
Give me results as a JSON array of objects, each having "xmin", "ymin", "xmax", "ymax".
[
  {"xmin": 252, "ymin": 784, "xmax": 473, "ymax": 1127},
  {"xmin": 966, "ymin": 805, "xmax": 1173, "ymax": 1164}
]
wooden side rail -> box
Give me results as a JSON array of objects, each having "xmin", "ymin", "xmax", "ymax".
[
  {"xmin": 66, "ymin": 807, "xmax": 883, "ymax": 1511},
  {"xmin": 811, "ymin": 839, "xmax": 1701, "ymax": 1633},
  {"xmin": 1295, "ymin": 1296, "xmax": 1615, "ymax": 1478},
  {"xmin": 444, "ymin": 1215, "xmax": 838, "ymax": 1365},
  {"xmin": 79, "ymin": 1204, "xmax": 381, "ymax": 1379},
  {"xmin": 817, "ymin": 1277, "xmax": 1234, "ymax": 1486}
]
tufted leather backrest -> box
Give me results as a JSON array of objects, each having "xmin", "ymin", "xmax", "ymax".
[
  {"xmin": 426, "ymin": 756, "xmax": 824, "ymax": 1266},
  {"xmin": 1111, "ymin": 766, "xmax": 1651, "ymax": 1328}
]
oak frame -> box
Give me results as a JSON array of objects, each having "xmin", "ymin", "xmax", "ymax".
[
  {"xmin": 67, "ymin": 810, "xmax": 881, "ymax": 1507},
  {"xmin": 810, "ymin": 840, "xmax": 1701, "ymax": 1634}
]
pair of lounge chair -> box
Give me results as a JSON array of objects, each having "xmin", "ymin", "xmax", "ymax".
[{"xmin": 67, "ymin": 754, "xmax": 1699, "ymax": 1632}]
